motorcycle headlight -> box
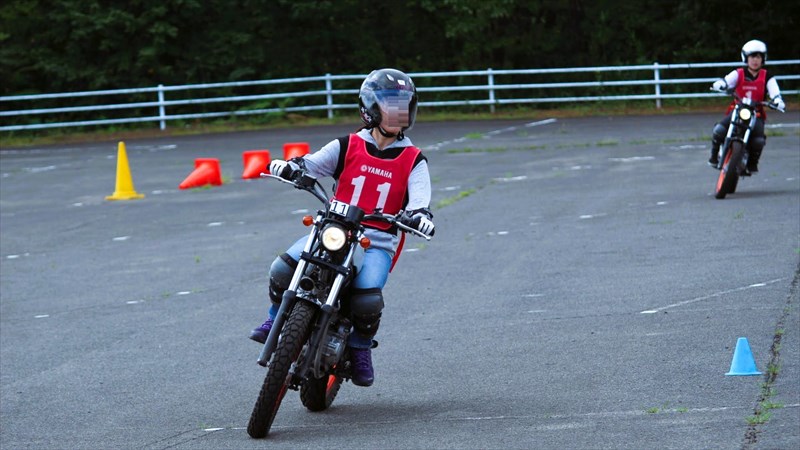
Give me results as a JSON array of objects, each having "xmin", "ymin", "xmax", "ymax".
[
  {"xmin": 739, "ymin": 108, "xmax": 752, "ymax": 121},
  {"xmin": 321, "ymin": 225, "xmax": 347, "ymax": 251}
]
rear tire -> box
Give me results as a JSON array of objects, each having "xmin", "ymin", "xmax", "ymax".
[
  {"xmin": 715, "ymin": 141, "xmax": 743, "ymax": 199},
  {"xmin": 247, "ymin": 301, "xmax": 315, "ymax": 438},
  {"xmin": 300, "ymin": 373, "xmax": 343, "ymax": 412}
]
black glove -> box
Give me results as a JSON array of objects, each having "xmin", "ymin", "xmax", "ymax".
[{"xmin": 399, "ymin": 209, "xmax": 435, "ymax": 236}]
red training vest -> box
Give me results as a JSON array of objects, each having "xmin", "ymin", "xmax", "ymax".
[
  {"xmin": 727, "ymin": 68, "xmax": 768, "ymax": 118},
  {"xmin": 333, "ymin": 134, "xmax": 421, "ymax": 231}
]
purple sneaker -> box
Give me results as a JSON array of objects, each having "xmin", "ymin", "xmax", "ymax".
[
  {"xmin": 249, "ymin": 317, "xmax": 273, "ymax": 344},
  {"xmin": 350, "ymin": 348, "xmax": 374, "ymax": 387}
]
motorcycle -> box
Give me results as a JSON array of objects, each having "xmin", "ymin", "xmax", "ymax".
[
  {"xmin": 247, "ymin": 171, "xmax": 432, "ymax": 438},
  {"xmin": 712, "ymin": 89, "xmax": 784, "ymax": 199}
]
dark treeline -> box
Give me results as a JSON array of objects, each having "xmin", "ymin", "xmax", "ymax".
[{"xmin": 1, "ymin": 0, "xmax": 798, "ymax": 95}]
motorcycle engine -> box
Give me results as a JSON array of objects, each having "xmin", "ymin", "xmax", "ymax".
[{"xmin": 320, "ymin": 322, "xmax": 350, "ymax": 370}]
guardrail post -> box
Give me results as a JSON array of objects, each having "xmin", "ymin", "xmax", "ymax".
[
  {"xmin": 325, "ymin": 73, "xmax": 333, "ymax": 120},
  {"xmin": 488, "ymin": 68, "xmax": 496, "ymax": 114},
  {"xmin": 158, "ymin": 84, "xmax": 166, "ymax": 130},
  {"xmin": 653, "ymin": 62, "xmax": 662, "ymax": 109}
]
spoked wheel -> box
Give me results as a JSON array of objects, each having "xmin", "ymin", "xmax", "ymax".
[
  {"xmin": 247, "ymin": 301, "xmax": 315, "ymax": 438},
  {"xmin": 715, "ymin": 141, "xmax": 744, "ymax": 199},
  {"xmin": 300, "ymin": 371, "xmax": 344, "ymax": 412}
]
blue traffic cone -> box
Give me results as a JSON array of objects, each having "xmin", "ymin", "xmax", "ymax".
[{"xmin": 725, "ymin": 337, "xmax": 762, "ymax": 376}]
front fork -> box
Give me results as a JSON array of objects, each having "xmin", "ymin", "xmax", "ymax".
[
  {"xmin": 257, "ymin": 224, "xmax": 358, "ymax": 369},
  {"xmin": 257, "ymin": 221, "xmax": 319, "ymax": 367},
  {"xmin": 717, "ymin": 107, "xmax": 754, "ymax": 171}
]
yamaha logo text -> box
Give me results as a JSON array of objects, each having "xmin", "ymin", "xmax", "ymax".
[{"xmin": 361, "ymin": 164, "xmax": 393, "ymax": 179}]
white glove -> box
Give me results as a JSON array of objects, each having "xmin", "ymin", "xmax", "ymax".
[
  {"xmin": 401, "ymin": 210, "xmax": 435, "ymax": 236},
  {"xmin": 712, "ymin": 79, "xmax": 727, "ymax": 92},
  {"xmin": 416, "ymin": 216, "xmax": 435, "ymax": 236},
  {"xmin": 773, "ymin": 97, "xmax": 786, "ymax": 111},
  {"xmin": 270, "ymin": 159, "xmax": 305, "ymax": 180},
  {"xmin": 269, "ymin": 159, "xmax": 288, "ymax": 177}
]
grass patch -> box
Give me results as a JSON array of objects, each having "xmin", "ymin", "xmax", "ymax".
[
  {"xmin": 446, "ymin": 147, "xmax": 506, "ymax": 154},
  {"xmin": 760, "ymin": 401, "xmax": 784, "ymax": 410},
  {"xmin": 596, "ymin": 138, "xmax": 619, "ymax": 146},
  {"xmin": 746, "ymin": 411, "xmax": 773, "ymax": 425},
  {"xmin": 435, "ymin": 188, "xmax": 476, "ymax": 209}
]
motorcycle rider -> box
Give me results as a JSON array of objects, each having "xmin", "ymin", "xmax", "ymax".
[
  {"xmin": 249, "ymin": 68, "xmax": 434, "ymax": 387},
  {"xmin": 708, "ymin": 39, "xmax": 786, "ymax": 172}
]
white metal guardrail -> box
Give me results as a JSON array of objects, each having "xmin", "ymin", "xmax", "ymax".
[{"xmin": 1, "ymin": 60, "xmax": 798, "ymax": 132}]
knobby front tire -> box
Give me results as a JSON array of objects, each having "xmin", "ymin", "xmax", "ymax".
[
  {"xmin": 247, "ymin": 301, "xmax": 315, "ymax": 438},
  {"xmin": 715, "ymin": 141, "xmax": 743, "ymax": 199}
]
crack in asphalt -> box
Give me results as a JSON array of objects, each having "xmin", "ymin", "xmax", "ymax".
[{"xmin": 742, "ymin": 260, "xmax": 799, "ymax": 449}]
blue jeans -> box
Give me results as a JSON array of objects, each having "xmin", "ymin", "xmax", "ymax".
[
  {"xmin": 276, "ymin": 235, "xmax": 391, "ymax": 348},
  {"xmin": 285, "ymin": 235, "xmax": 392, "ymax": 289}
]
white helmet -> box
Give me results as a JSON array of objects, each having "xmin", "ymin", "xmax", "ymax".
[{"xmin": 741, "ymin": 40, "xmax": 767, "ymax": 63}]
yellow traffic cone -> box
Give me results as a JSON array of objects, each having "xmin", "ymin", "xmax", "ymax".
[{"xmin": 106, "ymin": 141, "xmax": 145, "ymax": 200}]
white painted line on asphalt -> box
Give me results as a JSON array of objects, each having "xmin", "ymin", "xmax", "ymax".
[
  {"xmin": 112, "ymin": 236, "xmax": 130, "ymax": 241},
  {"xmin": 525, "ymin": 118, "xmax": 558, "ymax": 128},
  {"xmin": 609, "ymin": 156, "xmax": 656, "ymax": 162},
  {"xmin": 640, "ymin": 277, "xmax": 787, "ymax": 314},
  {"xmin": 487, "ymin": 231, "xmax": 510, "ymax": 236},
  {"xmin": 579, "ymin": 213, "xmax": 607, "ymax": 219},
  {"xmin": 34, "ymin": 315, "xmax": 49, "ymax": 319},
  {"xmin": 177, "ymin": 291, "xmax": 191, "ymax": 295},
  {"xmin": 493, "ymin": 175, "xmax": 528, "ymax": 182},
  {"xmin": 207, "ymin": 222, "xmax": 223, "ymax": 227},
  {"xmin": 765, "ymin": 122, "xmax": 800, "ymax": 128},
  {"xmin": 291, "ymin": 209, "xmax": 309, "ymax": 214},
  {"xmin": 27, "ymin": 165, "xmax": 57, "ymax": 173},
  {"xmin": 424, "ymin": 118, "xmax": 557, "ymax": 151}
]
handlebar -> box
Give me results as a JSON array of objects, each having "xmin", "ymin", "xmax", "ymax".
[
  {"xmin": 363, "ymin": 212, "xmax": 433, "ymax": 241},
  {"xmin": 710, "ymin": 87, "xmax": 785, "ymax": 113},
  {"xmin": 260, "ymin": 172, "xmax": 433, "ymax": 240}
]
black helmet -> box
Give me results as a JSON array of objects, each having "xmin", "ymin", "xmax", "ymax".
[{"xmin": 358, "ymin": 68, "xmax": 418, "ymax": 133}]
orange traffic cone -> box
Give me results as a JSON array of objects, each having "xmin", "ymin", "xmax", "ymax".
[
  {"xmin": 242, "ymin": 150, "xmax": 271, "ymax": 179},
  {"xmin": 106, "ymin": 141, "xmax": 144, "ymax": 200},
  {"xmin": 179, "ymin": 158, "xmax": 222, "ymax": 189},
  {"xmin": 283, "ymin": 142, "xmax": 310, "ymax": 160}
]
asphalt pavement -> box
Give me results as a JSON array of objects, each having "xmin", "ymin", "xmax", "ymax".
[{"xmin": 1, "ymin": 112, "xmax": 799, "ymax": 449}]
